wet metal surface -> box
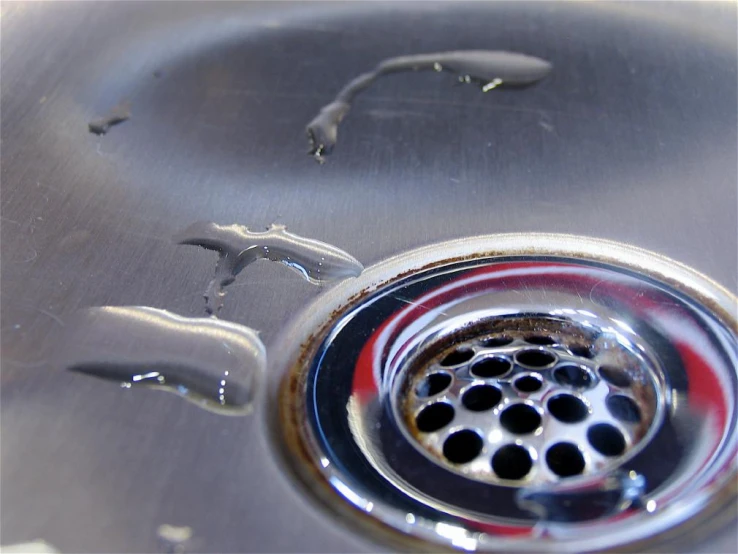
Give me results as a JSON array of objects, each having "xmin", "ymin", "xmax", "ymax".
[{"xmin": 1, "ymin": 1, "xmax": 736, "ymax": 552}]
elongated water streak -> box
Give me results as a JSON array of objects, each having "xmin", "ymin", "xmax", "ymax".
[
  {"xmin": 175, "ymin": 222, "xmax": 363, "ymax": 314},
  {"xmin": 306, "ymin": 50, "xmax": 552, "ymax": 161}
]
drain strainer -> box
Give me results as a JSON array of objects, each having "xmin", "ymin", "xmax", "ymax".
[
  {"xmin": 275, "ymin": 235, "xmax": 737, "ymax": 552},
  {"xmin": 399, "ymin": 316, "xmax": 661, "ymax": 485}
]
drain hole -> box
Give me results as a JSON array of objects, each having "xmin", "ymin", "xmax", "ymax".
[
  {"xmin": 470, "ymin": 356, "xmax": 512, "ymax": 378},
  {"xmin": 443, "ymin": 430, "xmax": 483, "ymax": 464},
  {"xmin": 500, "ymin": 404, "xmax": 542, "ymax": 434},
  {"xmin": 553, "ymin": 364, "xmax": 593, "ymax": 388},
  {"xmin": 548, "ymin": 394, "xmax": 589, "ymax": 423},
  {"xmin": 525, "ymin": 335, "xmax": 557, "ymax": 346},
  {"xmin": 599, "ymin": 365, "xmax": 632, "ymax": 388},
  {"xmin": 515, "ymin": 349, "xmax": 557, "ymax": 368},
  {"xmin": 588, "ymin": 423, "xmax": 627, "ymax": 456},
  {"xmin": 546, "ymin": 442, "xmax": 585, "ymax": 477},
  {"xmin": 440, "ymin": 348, "xmax": 475, "ymax": 367},
  {"xmin": 480, "ymin": 336, "xmax": 513, "ymax": 347},
  {"xmin": 462, "ymin": 385, "xmax": 502, "ymax": 412},
  {"xmin": 569, "ymin": 344, "xmax": 594, "ymax": 358},
  {"xmin": 514, "ymin": 375, "xmax": 543, "ymax": 393},
  {"xmin": 416, "ymin": 403, "xmax": 455, "ymax": 432},
  {"xmin": 416, "ymin": 372, "xmax": 452, "ymax": 397},
  {"xmin": 607, "ymin": 395, "xmax": 642, "ymax": 423},
  {"xmin": 492, "ymin": 445, "xmax": 533, "ymax": 480}
]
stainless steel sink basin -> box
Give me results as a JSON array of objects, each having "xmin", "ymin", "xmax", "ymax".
[{"xmin": 1, "ymin": 2, "xmax": 736, "ymax": 552}]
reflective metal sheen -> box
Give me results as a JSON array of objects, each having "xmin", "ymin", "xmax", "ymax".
[
  {"xmin": 2, "ymin": 2, "xmax": 736, "ymax": 552},
  {"xmin": 276, "ymin": 234, "xmax": 737, "ymax": 552}
]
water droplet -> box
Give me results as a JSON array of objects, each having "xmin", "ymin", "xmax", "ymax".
[
  {"xmin": 88, "ymin": 101, "xmax": 130, "ymax": 136},
  {"xmin": 305, "ymin": 50, "xmax": 552, "ymax": 160},
  {"xmin": 175, "ymin": 222, "xmax": 363, "ymax": 314},
  {"xmin": 59, "ymin": 306, "xmax": 266, "ymax": 415}
]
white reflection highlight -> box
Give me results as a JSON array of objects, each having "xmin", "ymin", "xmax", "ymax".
[
  {"xmin": 435, "ymin": 522, "xmax": 478, "ymax": 551},
  {"xmin": 132, "ymin": 371, "xmax": 161, "ymax": 382},
  {"xmin": 330, "ymin": 477, "xmax": 367, "ymax": 510}
]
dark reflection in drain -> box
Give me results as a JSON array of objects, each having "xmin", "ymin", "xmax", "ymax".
[
  {"xmin": 416, "ymin": 372, "xmax": 452, "ymax": 397},
  {"xmin": 607, "ymin": 395, "xmax": 642, "ymax": 423},
  {"xmin": 500, "ymin": 404, "xmax": 541, "ymax": 434},
  {"xmin": 416, "ymin": 402, "xmax": 455, "ymax": 432},
  {"xmin": 515, "ymin": 375, "xmax": 543, "ymax": 393},
  {"xmin": 548, "ymin": 394, "xmax": 589, "ymax": 423},
  {"xmin": 554, "ymin": 364, "xmax": 593, "ymax": 388},
  {"xmin": 462, "ymin": 384, "xmax": 502, "ymax": 412},
  {"xmin": 588, "ymin": 423, "xmax": 627, "ymax": 456},
  {"xmin": 492, "ymin": 444, "xmax": 533, "ymax": 480},
  {"xmin": 443, "ymin": 429, "xmax": 483, "ymax": 464},
  {"xmin": 546, "ymin": 442, "xmax": 585, "ymax": 477},
  {"xmin": 516, "ymin": 349, "xmax": 557, "ymax": 368},
  {"xmin": 306, "ymin": 50, "xmax": 552, "ymax": 161},
  {"xmin": 470, "ymin": 356, "xmax": 511, "ymax": 377}
]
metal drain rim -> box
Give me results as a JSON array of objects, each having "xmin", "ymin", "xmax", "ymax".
[
  {"xmin": 274, "ymin": 234, "xmax": 737, "ymax": 333},
  {"xmin": 274, "ymin": 233, "xmax": 737, "ymax": 552}
]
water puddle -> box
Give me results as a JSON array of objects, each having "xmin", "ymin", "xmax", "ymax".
[
  {"xmin": 60, "ymin": 306, "xmax": 265, "ymax": 415},
  {"xmin": 175, "ymin": 222, "xmax": 363, "ymax": 314},
  {"xmin": 306, "ymin": 50, "xmax": 552, "ymax": 161},
  {"xmin": 516, "ymin": 470, "xmax": 646, "ymax": 523}
]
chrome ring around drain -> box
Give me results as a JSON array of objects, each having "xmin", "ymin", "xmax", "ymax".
[{"xmin": 274, "ymin": 234, "xmax": 737, "ymax": 553}]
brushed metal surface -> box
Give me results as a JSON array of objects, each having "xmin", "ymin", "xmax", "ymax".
[{"xmin": 1, "ymin": 1, "xmax": 736, "ymax": 552}]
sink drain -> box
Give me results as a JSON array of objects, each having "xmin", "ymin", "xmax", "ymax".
[
  {"xmin": 275, "ymin": 235, "xmax": 737, "ymax": 552},
  {"xmin": 398, "ymin": 315, "xmax": 661, "ymax": 485}
]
